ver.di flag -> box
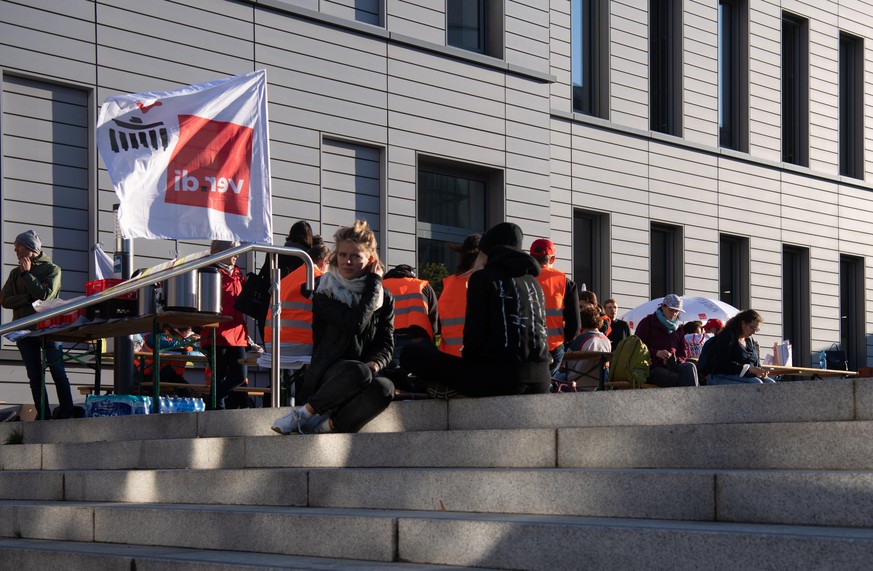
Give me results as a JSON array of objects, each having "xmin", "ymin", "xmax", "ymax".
[{"xmin": 96, "ymin": 70, "xmax": 272, "ymax": 243}]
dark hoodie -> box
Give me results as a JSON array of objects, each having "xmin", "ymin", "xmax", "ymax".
[{"xmin": 461, "ymin": 245, "xmax": 550, "ymax": 369}]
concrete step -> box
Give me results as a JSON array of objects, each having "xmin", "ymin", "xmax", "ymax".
[
  {"xmin": 1, "ymin": 502, "xmax": 872, "ymax": 570},
  {"xmin": 0, "ymin": 537, "xmax": 495, "ymax": 570},
  {"xmin": 3, "ymin": 467, "xmax": 873, "ymax": 528},
  {"xmin": 14, "ymin": 379, "xmax": 873, "ymax": 445},
  {"xmin": 6, "ymin": 419, "xmax": 873, "ymax": 472}
]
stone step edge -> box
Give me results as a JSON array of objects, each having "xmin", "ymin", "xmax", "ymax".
[
  {"xmin": 5, "ymin": 500, "xmax": 873, "ymax": 539},
  {"xmin": 0, "ymin": 536, "xmax": 496, "ymax": 570}
]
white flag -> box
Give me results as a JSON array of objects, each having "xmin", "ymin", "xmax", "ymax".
[{"xmin": 96, "ymin": 70, "xmax": 272, "ymax": 243}]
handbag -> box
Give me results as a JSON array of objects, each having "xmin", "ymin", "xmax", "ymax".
[
  {"xmin": 824, "ymin": 343, "xmax": 848, "ymax": 371},
  {"xmin": 233, "ymin": 271, "xmax": 271, "ymax": 321}
]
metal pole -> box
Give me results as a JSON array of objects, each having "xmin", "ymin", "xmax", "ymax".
[
  {"xmin": 113, "ymin": 204, "xmax": 135, "ymax": 395},
  {"xmin": 270, "ymin": 252, "xmax": 281, "ymax": 408}
]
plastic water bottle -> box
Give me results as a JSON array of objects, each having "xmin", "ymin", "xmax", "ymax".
[{"xmin": 819, "ymin": 350, "xmax": 827, "ymax": 369}]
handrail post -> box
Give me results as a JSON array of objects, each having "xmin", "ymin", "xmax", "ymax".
[{"xmin": 270, "ymin": 252, "xmax": 281, "ymax": 408}]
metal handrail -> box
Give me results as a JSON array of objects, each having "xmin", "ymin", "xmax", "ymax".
[{"xmin": 1, "ymin": 243, "xmax": 313, "ymax": 408}]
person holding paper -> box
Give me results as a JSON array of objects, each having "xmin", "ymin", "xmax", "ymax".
[
  {"xmin": 706, "ymin": 309, "xmax": 775, "ymax": 385},
  {"xmin": 0, "ymin": 230, "xmax": 74, "ymax": 419}
]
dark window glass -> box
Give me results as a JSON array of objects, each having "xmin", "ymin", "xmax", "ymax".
[
  {"xmin": 650, "ymin": 0, "xmax": 680, "ymax": 135},
  {"xmin": 718, "ymin": 0, "xmax": 748, "ymax": 150},
  {"xmin": 448, "ymin": 0, "xmax": 488, "ymax": 54},
  {"xmin": 572, "ymin": 0, "xmax": 605, "ymax": 117},
  {"xmin": 782, "ymin": 246, "xmax": 810, "ymax": 367},
  {"xmin": 839, "ymin": 32, "xmax": 864, "ymax": 179},
  {"xmin": 573, "ymin": 209, "xmax": 610, "ymax": 298},
  {"xmin": 839, "ymin": 255, "xmax": 865, "ymax": 370},
  {"xmin": 782, "ymin": 13, "xmax": 809, "ymax": 166},
  {"xmin": 719, "ymin": 234, "xmax": 749, "ymax": 310},
  {"xmin": 650, "ymin": 223, "xmax": 681, "ymax": 299}
]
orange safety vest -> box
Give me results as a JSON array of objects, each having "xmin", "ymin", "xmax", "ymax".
[
  {"xmin": 263, "ymin": 264, "xmax": 324, "ymax": 348},
  {"xmin": 437, "ymin": 273, "xmax": 469, "ymax": 357},
  {"xmin": 383, "ymin": 276, "xmax": 434, "ymax": 339},
  {"xmin": 536, "ymin": 266, "xmax": 567, "ymax": 351},
  {"xmin": 136, "ymin": 331, "xmax": 190, "ymax": 378}
]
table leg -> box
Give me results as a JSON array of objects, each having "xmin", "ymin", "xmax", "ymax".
[
  {"xmin": 152, "ymin": 319, "xmax": 160, "ymax": 413},
  {"xmin": 210, "ymin": 327, "xmax": 217, "ymax": 410},
  {"xmin": 39, "ymin": 337, "xmax": 48, "ymax": 420}
]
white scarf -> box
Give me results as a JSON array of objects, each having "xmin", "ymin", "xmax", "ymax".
[{"xmin": 316, "ymin": 266, "xmax": 383, "ymax": 309}]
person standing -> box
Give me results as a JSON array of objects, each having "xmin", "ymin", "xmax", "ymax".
[
  {"xmin": 201, "ymin": 240, "xmax": 249, "ymax": 409},
  {"xmin": 635, "ymin": 294, "xmax": 699, "ymax": 387},
  {"xmin": 604, "ymin": 298, "xmax": 630, "ymax": 351},
  {"xmin": 400, "ymin": 222, "xmax": 551, "ymax": 397},
  {"xmin": 271, "ymin": 220, "xmax": 395, "ymax": 434},
  {"xmin": 0, "ymin": 230, "xmax": 74, "ymax": 420},
  {"xmin": 529, "ymin": 239, "xmax": 580, "ymax": 377}
]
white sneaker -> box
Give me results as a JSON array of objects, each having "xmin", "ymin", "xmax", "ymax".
[{"xmin": 271, "ymin": 406, "xmax": 311, "ymax": 435}]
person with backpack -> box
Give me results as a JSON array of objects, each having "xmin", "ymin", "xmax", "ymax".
[
  {"xmin": 702, "ymin": 309, "xmax": 774, "ymax": 385},
  {"xmin": 634, "ymin": 294, "xmax": 699, "ymax": 387},
  {"xmin": 400, "ymin": 222, "xmax": 551, "ymax": 398}
]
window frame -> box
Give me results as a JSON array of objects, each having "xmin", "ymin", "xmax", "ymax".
[
  {"xmin": 649, "ymin": 0, "xmax": 682, "ymax": 136},
  {"xmin": 572, "ymin": 0, "xmax": 609, "ymax": 118},
  {"xmin": 572, "ymin": 208, "xmax": 611, "ymax": 299},
  {"xmin": 447, "ymin": 0, "xmax": 504, "ymax": 58},
  {"xmin": 649, "ymin": 222, "xmax": 683, "ymax": 299},
  {"xmin": 718, "ymin": 0, "xmax": 749, "ymax": 151},
  {"xmin": 782, "ymin": 245, "xmax": 811, "ymax": 367},
  {"xmin": 839, "ymin": 254, "xmax": 866, "ymax": 370},
  {"xmin": 719, "ymin": 233, "xmax": 750, "ymax": 311},
  {"xmin": 782, "ymin": 12, "xmax": 809, "ymax": 167},
  {"xmin": 416, "ymin": 156, "xmax": 504, "ymax": 272},
  {"xmin": 839, "ymin": 32, "xmax": 864, "ymax": 179}
]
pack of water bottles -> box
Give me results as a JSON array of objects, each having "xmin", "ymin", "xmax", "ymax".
[
  {"xmin": 84, "ymin": 394, "xmax": 205, "ymax": 417},
  {"xmin": 156, "ymin": 396, "xmax": 205, "ymax": 414}
]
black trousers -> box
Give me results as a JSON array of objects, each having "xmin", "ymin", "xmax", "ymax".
[
  {"xmin": 400, "ymin": 343, "xmax": 551, "ymax": 397},
  {"xmin": 307, "ymin": 359, "xmax": 394, "ymax": 433},
  {"xmin": 206, "ymin": 345, "xmax": 248, "ymax": 409}
]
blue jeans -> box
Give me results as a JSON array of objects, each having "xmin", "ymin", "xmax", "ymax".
[
  {"xmin": 17, "ymin": 337, "xmax": 73, "ymax": 419},
  {"xmin": 708, "ymin": 373, "xmax": 777, "ymax": 385},
  {"xmin": 549, "ymin": 344, "xmax": 565, "ymax": 378}
]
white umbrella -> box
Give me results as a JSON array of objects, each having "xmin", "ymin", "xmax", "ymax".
[{"xmin": 621, "ymin": 296, "xmax": 741, "ymax": 331}]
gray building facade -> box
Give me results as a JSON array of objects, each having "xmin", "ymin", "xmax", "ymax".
[{"xmin": 1, "ymin": 0, "xmax": 872, "ymax": 403}]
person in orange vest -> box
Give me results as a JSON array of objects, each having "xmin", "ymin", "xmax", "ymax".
[
  {"xmin": 263, "ymin": 235, "xmax": 330, "ymax": 402},
  {"xmin": 437, "ymin": 234, "xmax": 481, "ymax": 358},
  {"xmin": 529, "ymin": 238, "xmax": 580, "ymax": 377},
  {"xmin": 263, "ymin": 235, "xmax": 329, "ymax": 357},
  {"xmin": 381, "ymin": 264, "xmax": 439, "ymax": 392}
]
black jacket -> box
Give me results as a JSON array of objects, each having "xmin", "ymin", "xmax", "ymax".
[
  {"xmin": 608, "ymin": 319, "xmax": 631, "ymax": 351},
  {"xmin": 297, "ymin": 273, "xmax": 395, "ymax": 402},
  {"xmin": 462, "ymin": 245, "xmax": 550, "ymax": 370},
  {"xmin": 710, "ymin": 329, "xmax": 760, "ymax": 376}
]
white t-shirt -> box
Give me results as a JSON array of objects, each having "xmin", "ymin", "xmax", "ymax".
[{"xmin": 566, "ymin": 330, "xmax": 612, "ymax": 389}]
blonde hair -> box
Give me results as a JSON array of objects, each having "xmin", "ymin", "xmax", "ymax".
[{"xmin": 329, "ymin": 220, "xmax": 379, "ymax": 267}]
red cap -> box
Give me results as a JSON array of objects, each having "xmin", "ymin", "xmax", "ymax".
[
  {"xmin": 530, "ymin": 238, "xmax": 555, "ymax": 256},
  {"xmin": 703, "ymin": 318, "xmax": 724, "ymax": 332}
]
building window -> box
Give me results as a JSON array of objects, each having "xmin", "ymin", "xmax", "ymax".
[
  {"xmin": 782, "ymin": 13, "xmax": 809, "ymax": 166},
  {"xmin": 840, "ymin": 32, "xmax": 864, "ymax": 179},
  {"xmin": 839, "ymin": 255, "xmax": 865, "ymax": 370},
  {"xmin": 782, "ymin": 246, "xmax": 810, "ymax": 367},
  {"xmin": 650, "ymin": 0, "xmax": 682, "ymax": 136},
  {"xmin": 718, "ymin": 0, "xmax": 748, "ymax": 151},
  {"xmin": 572, "ymin": 0, "xmax": 608, "ymax": 118},
  {"xmin": 650, "ymin": 222, "xmax": 683, "ymax": 299},
  {"xmin": 719, "ymin": 234, "xmax": 750, "ymax": 310},
  {"xmin": 321, "ymin": 139, "xmax": 383, "ymax": 246},
  {"xmin": 321, "ymin": 0, "xmax": 382, "ymax": 26},
  {"xmin": 1, "ymin": 75, "xmax": 89, "ymax": 306},
  {"xmin": 417, "ymin": 158, "xmax": 503, "ymax": 272},
  {"xmin": 447, "ymin": 0, "xmax": 503, "ymax": 58},
  {"xmin": 573, "ymin": 209, "xmax": 610, "ymax": 298}
]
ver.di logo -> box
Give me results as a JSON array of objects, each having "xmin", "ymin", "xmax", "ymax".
[{"xmin": 163, "ymin": 114, "xmax": 253, "ymax": 217}]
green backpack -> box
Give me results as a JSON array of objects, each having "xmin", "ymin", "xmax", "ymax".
[{"xmin": 607, "ymin": 335, "xmax": 651, "ymax": 388}]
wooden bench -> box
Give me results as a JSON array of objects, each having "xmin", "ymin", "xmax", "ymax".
[{"xmin": 78, "ymin": 382, "xmax": 271, "ymax": 397}]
